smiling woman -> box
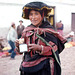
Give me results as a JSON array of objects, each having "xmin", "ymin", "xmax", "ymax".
[{"xmin": 15, "ymin": 1, "xmax": 67, "ymax": 75}]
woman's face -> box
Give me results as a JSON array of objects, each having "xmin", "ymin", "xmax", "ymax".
[{"xmin": 29, "ymin": 10, "xmax": 43, "ymax": 26}]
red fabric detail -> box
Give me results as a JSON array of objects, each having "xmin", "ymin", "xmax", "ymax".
[
  {"xmin": 39, "ymin": 40, "xmax": 46, "ymax": 46},
  {"xmin": 52, "ymin": 45, "xmax": 58, "ymax": 52},
  {"xmin": 34, "ymin": 28, "xmax": 44, "ymax": 35},
  {"xmin": 40, "ymin": 41, "xmax": 58, "ymax": 56},
  {"xmin": 21, "ymin": 27, "xmax": 65, "ymax": 56},
  {"xmin": 49, "ymin": 41, "xmax": 55, "ymax": 46},
  {"xmin": 57, "ymin": 30, "xmax": 63, "ymax": 36},
  {"xmin": 23, "ymin": 27, "xmax": 67, "ymax": 43},
  {"xmin": 42, "ymin": 46, "xmax": 52, "ymax": 56},
  {"xmin": 39, "ymin": 40, "xmax": 53, "ymax": 56},
  {"xmin": 49, "ymin": 41, "xmax": 58, "ymax": 52},
  {"xmin": 22, "ymin": 57, "xmax": 47, "ymax": 67},
  {"xmin": 26, "ymin": 31, "xmax": 33, "ymax": 37}
]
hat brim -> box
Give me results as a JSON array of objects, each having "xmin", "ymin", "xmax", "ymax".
[
  {"xmin": 19, "ymin": 20, "xmax": 23, "ymax": 23},
  {"xmin": 22, "ymin": 2, "xmax": 52, "ymax": 19}
]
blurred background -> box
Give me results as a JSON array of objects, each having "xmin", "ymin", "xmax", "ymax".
[
  {"xmin": 0, "ymin": 0, "xmax": 75, "ymax": 33},
  {"xmin": 0, "ymin": 0, "xmax": 75, "ymax": 46}
]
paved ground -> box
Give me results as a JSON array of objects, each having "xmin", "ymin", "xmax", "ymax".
[
  {"xmin": 60, "ymin": 47, "xmax": 75, "ymax": 75},
  {"xmin": 0, "ymin": 46, "xmax": 75, "ymax": 75}
]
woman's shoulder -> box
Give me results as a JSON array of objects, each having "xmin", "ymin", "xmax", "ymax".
[{"xmin": 40, "ymin": 21, "xmax": 54, "ymax": 29}]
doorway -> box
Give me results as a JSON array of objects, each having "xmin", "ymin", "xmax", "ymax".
[
  {"xmin": 46, "ymin": 6, "xmax": 55, "ymax": 29},
  {"xmin": 72, "ymin": 13, "xmax": 75, "ymax": 32}
]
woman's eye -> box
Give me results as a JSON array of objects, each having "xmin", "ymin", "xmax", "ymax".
[
  {"xmin": 29, "ymin": 13, "xmax": 33, "ymax": 16},
  {"xmin": 35, "ymin": 12, "xmax": 38, "ymax": 15}
]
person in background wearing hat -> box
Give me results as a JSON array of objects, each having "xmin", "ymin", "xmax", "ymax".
[
  {"xmin": 17, "ymin": 20, "xmax": 25, "ymax": 39},
  {"xmin": 7, "ymin": 22, "xmax": 17, "ymax": 59},
  {"xmin": 15, "ymin": 1, "xmax": 67, "ymax": 75}
]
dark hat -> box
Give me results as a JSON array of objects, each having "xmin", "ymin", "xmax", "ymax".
[
  {"xmin": 22, "ymin": 1, "xmax": 52, "ymax": 19},
  {"xmin": 19, "ymin": 20, "xmax": 23, "ymax": 23}
]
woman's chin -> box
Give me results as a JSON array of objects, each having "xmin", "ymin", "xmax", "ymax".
[{"xmin": 32, "ymin": 23, "xmax": 38, "ymax": 26}]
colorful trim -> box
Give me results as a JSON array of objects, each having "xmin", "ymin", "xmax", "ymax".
[
  {"xmin": 23, "ymin": 6, "xmax": 52, "ymax": 11},
  {"xmin": 22, "ymin": 57, "xmax": 47, "ymax": 67},
  {"xmin": 22, "ymin": 6, "xmax": 52, "ymax": 19},
  {"xmin": 49, "ymin": 41, "xmax": 58, "ymax": 52},
  {"xmin": 23, "ymin": 27, "xmax": 67, "ymax": 43}
]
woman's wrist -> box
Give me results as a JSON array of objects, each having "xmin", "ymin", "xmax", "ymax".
[
  {"xmin": 38, "ymin": 45, "xmax": 43, "ymax": 52},
  {"xmin": 41, "ymin": 45, "xmax": 44, "ymax": 51},
  {"xmin": 38, "ymin": 45, "xmax": 44, "ymax": 55}
]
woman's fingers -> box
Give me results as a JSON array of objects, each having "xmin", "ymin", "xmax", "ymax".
[
  {"xmin": 29, "ymin": 46, "xmax": 33, "ymax": 50},
  {"xmin": 28, "ymin": 44, "xmax": 41, "ymax": 51},
  {"xmin": 28, "ymin": 44, "xmax": 34, "ymax": 50}
]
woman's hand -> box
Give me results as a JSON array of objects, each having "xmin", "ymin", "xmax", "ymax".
[
  {"xmin": 28, "ymin": 44, "xmax": 42, "ymax": 52},
  {"xmin": 19, "ymin": 38, "xmax": 24, "ymax": 44}
]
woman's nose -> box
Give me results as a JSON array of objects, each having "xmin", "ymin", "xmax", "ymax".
[{"xmin": 32, "ymin": 14, "xmax": 35, "ymax": 19}]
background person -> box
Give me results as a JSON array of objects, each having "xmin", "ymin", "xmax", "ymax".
[
  {"xmin": 17, "ymin": 20, "xmax": 25, "ymax": 39},
  {"xmin": 56, "ymin": 20, "xmax": 64, "ymax": 36},
  {"xmin": 0, "ymin": 42, "xmax": 4, "ymax": 52},
  {"xmin": 7, "ymin": 22, "xmax": 17, "ymax": 59},
  {"xmin": 15, "ymin": 2, "xmax": 67, "ymax": 75}
]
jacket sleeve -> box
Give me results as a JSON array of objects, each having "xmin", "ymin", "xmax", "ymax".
[{"xmin": 39, "ymin": 40, "xmax": 58, "ymax": 56}]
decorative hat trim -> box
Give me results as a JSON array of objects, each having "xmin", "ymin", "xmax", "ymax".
[{"xmin": 22, "ymin": 2, "xmax": 52, "ymax": 19}]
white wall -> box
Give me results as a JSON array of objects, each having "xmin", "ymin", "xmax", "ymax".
[
  {"xmin": 0, "ymin": 0, "xmax": 75, "ymax": 34},
  {"xmin": 43, "ymin": 1, "xmax": 72, "ymax": 33},
  {"xmin": 0, "ymin": 4, "xmax": 31, "ymax": 28},
  {"xmin": 55, "ymin": 4, "xmax": 72, "ymax": 33}
]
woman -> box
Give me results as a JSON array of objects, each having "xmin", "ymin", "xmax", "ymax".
[{"xmin": 15, "ymin": 2, "xmax": 67, "ymax": 75}]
